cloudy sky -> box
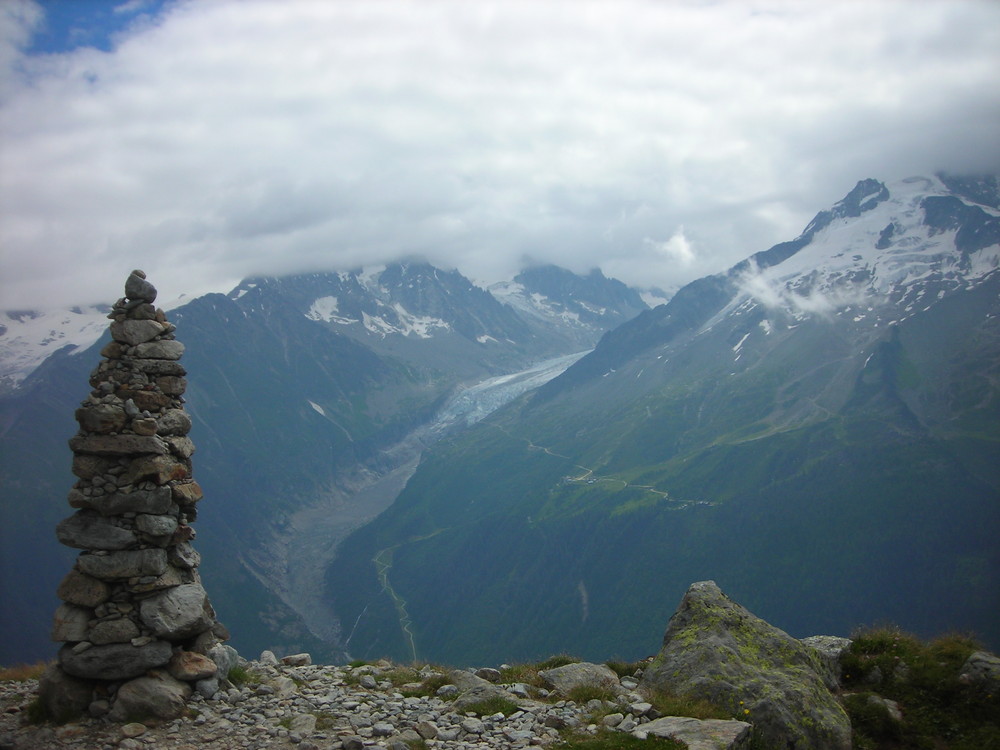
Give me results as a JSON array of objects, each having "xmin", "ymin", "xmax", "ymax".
[{"xmin": 1, "ymin": 0, "xmax": 999, "ymax": 310}]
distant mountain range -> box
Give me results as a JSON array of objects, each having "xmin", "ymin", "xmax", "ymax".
[
  {"xmin": 324, "ymin": 174, "xmax": 1000, "ymax": 665},
  {"xmin": 0, "ymin": 261, "xmax": 647, "ymax": 665},
  {"xmin": 3, "ymin": 174, "xmax": 997, "ymax": 670}
]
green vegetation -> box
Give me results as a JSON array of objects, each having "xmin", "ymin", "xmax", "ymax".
[
  {"xmin": 401, "ymin": 672, "xmax": 452, "ymax": 698},
  {"xmin": 324, "ymin": 282, "xmax": 1000, "ymax": 669},
  {"xmin": 24, "ymin": 698, "xmax": 52, "ymax": 725},
  {"xmin": 0, "ymin": 662, "xmax": 48, "ymax": 682},
  {"xmin": 605, "ymin": 661, "xmax": 643, "ymax": 679},
  {"xmin": 538, "ymin": 654, "xmax": 582, "ymax": 669},
  {"xmin": 567, "ymin": 684, "xmax": 619, "ymax": 705},
  {"xmin": 643, "ymin": 688, "xmax": 733, "ymax": 722},
  {"xmin": 227, "ymin": 664, "xmax": 263, "ymax": 687},
  {"xmin": 841, "ymin": 626, "xmax": 1000, "ymax": 749},
  {"xmin": 554, "ymin": 729, "xmax": 685, "ymax": 750},
  {"xmin": 459, "ymin": 695, "xmax": 520, "ymax": 717}
]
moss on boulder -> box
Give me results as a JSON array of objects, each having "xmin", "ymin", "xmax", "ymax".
[{"xmin": 640, "ymin": 581, "xmax": 851, "ymax": 750}]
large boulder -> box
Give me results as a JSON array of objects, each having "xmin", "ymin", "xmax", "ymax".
[
  {"xmin": 640, "ymin": 581, "xmax": 851, "ymax": 750},
  {"xmin": 37, "ymin": 665, "xmax": 93, "ymax": 723},
  {"xmin": 108, "ymin": 671, "xmax": 191, "ymax": 721},
  {"xmin": 538, "ymin": 662, "xmax": 622, "ymax": 696},
  {"xmin": 448, "ymin": 670, "xmax": 512, "ymax": 711}
]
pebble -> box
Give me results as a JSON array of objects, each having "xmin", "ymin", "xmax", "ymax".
[{"xmin": 0, "ymin": 658, "xmax": 660, "ymax": 749}]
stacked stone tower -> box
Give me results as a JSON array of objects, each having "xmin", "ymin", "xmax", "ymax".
[{"xmin": 43, "ymin": 270, "xmax": 231, "ymax": 721}]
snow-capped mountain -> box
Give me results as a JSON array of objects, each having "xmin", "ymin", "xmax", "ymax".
[
  {"xmin": 0, "ymin": 306, "xmax": 109, "ymax": 394},
  {"xmin": 324, "ymin": 174, "xmax": 1000, "ymax": 666},
  {"xmin": 0, "ymin": 263, "xmax": 646, "ymax": 393},
  {"xmin": 735, "ymin": 175, "xmax": 999, "ymax": 329},
  {"xmin": 490, "ymin": 265, "xmax": 649, "ymax": 350},
  {"xmin": 544, "ymin": 174, "xmax": 999, "ymax": 396},
  {"xmin": 223, "ymin": 262, "xmax": 648, "ymax": 378}
]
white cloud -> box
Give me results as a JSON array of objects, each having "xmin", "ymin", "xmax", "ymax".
[
  {"xmin": 737, "ymin": 261, "xmax": 881, "ymax": 318},
  {"xmin": 1, "ymin": 0, "xmax": 999, "ymax": 309}
]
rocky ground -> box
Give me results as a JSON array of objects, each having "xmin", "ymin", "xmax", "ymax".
[{"xmin": 0, "ymin": 656, "xmax": 690, "ymax": 750}]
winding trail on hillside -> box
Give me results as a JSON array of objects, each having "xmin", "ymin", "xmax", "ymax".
[{"xmin": 493, "ymin": 423, "xmax": 671, "ymax": 499}]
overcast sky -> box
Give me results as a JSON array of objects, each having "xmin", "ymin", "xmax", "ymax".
[{"xmin": 1, "ymin": 0, "xmax": 999, "ymax": 310}]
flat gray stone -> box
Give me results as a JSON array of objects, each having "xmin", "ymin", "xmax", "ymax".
[
  {"xmin": 51, "ymin": 604, "xmax": 91, "ymax": 642},
  {"xmin": 68, "ymin": 486, "xmax": 174, "ymax": 516},
  {"xmin": 59, "ymin": 640, "xmax": 172, "ymax": 680},
  {"xmin": 636, "ymin": 716, "xmax": 752, "ymax": 750},
  {"xmin": 69, "ymin": 434, "xmax": 168, "ymax": 456},
  {"xmin": 77, "ymin": 549, "xmax": 168, "ymax": 580},
  {"xmin": 110, "ymin": 319, "xmax": 164, "ymax": 346},
  {"xmin": 133, "ymin": 340, "xmax": 185, "ymax": 360},
  {"xmin": 89, "ymin": 618, "xmax": 140, "ymax": 645},
  {"xmin": 57, "ymin": 510, "xmax": 137, "ymax": 550},
  {"xmin": 131, "ymin": 359, "xmax": 186, "ymax": 376},
  {"xmin": 135, "ymin": 513, "xmax": 178, "ymax": 537}
]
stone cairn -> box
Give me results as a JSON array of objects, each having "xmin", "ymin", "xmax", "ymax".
[{"xmin": 42, "ymin": 270, "xmax": 233, "ymax": 722}]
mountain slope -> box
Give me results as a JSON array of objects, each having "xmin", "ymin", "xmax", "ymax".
[
  {"xmin": 324, "ymin": 175, "xmax": 1000, "ymax": 665},
  {"xmin": 0, "ymin": 263, "xmax": 645, "ymax": 665}
]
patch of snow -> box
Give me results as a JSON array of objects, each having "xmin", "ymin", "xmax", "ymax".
[
  {"xmin": 0, "ymin": 305, "xmax": 109, "ymax": 389},
  {"xmin": 391, "ymin": 303, "xmax": 450, "ymax": 338},
  {"xmin": 477, "ymin": 334, "xmax": 498, "ymax": 344},
  {"xmin": 308, "ymin": 400, "xmax": 326, "ymax": 416},
  {"xmin": 356, "ymin": 265, "xmax": 387, "ymax": 294},
  {"xmin": 361, "ymin": 312, "xmax": 397, "ymax": 337},
  {"xmin": 306, "ymin": 296, "xmax": 357, "ymax": 326},
  {"xmin": 732, "ymin": 332, "xmax": 751, "ymax": 353},
  {"xmin": 577, "ymin": 301, "xmax": 607, "ymax": 316}
]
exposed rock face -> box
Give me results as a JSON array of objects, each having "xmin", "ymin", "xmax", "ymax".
[
  {"xmin": 959, "ymin": 650, "xmax": 1000, "ymax": 694},
  {"xmin": 44, "ymin": 271, "xmax": 229, "ymax": 722},
  {"xmin": 640, "ymin": 581, "xmax": 851, "ymax": 750}
]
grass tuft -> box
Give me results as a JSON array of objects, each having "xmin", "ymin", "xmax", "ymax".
[
  {"xmin": 228, "ymin": 664, "xmax": 262, "ymax": 687},
  {"xmin": 643, "ymin": 687, "xmax": 732, "ymax": 721},
  {"xmin": 567, "ymin": 684, "xmax": 618, "ymax": 704},
  {"xmin": 460, "ymin": 695, "xmax": 520, "ymax": 717},
  {"xmin": 537, "ymin": 654, "xmax": 582, "ymax": 670},
  {"xmin": 605, "ymin": 660, "xmax": 644, "ymax": 679},
  {"xmin": 555, "ymin": 728, "xmax": 685, "ymax": 749},
  {"xmin": 841, "ymin": 624, "xmax": 999, "ymax": 749},
  {"xmin": 0, "ymin": 662, "xmax": 48, "ymax": 682}
]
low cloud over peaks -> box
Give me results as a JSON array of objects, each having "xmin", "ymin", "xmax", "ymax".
[{"xmin": 1, "ymin": 1, "xmax": 999, "ymax": 309}]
